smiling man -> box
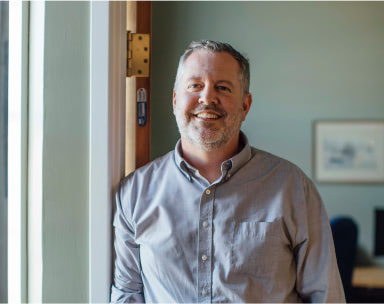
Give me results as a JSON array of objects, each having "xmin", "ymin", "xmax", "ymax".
[
  {"xmin": 173, "ymin": 48, "xmax": 252, "ymax": 183},
  {"xmin": 111, "ymin": 40, "xmax": 345, "ymax": 303}
]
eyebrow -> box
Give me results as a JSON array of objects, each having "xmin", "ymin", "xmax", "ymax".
[
  {"xmin": 186, "ymin": 77, "xmax": 235, "ymax": 87},
  {"xmin": 216, "ymin": 80, "xmax": 234, "ymax": 87}
]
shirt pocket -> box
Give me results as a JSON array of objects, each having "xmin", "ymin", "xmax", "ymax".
[{"xmin": 231, "ymin": 221, "xmax": 280, "ymax": 276}]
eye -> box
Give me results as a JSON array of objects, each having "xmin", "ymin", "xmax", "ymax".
[
  {"xmin": 217, "ymin": 85, "xmax": 231, "ymax": 92},
  {"xmin": 187, "ymin": 83, "xmax": 202, "ymax": 90}
]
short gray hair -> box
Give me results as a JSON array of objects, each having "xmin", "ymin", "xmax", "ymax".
[{"xmin": 174, "ymin": 40, "xmax": 250, "ymax": 96}]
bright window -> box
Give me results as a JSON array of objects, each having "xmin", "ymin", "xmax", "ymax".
[{"xmin": 7, "ymin": 0, "xmax": 27, "ymax": 302}]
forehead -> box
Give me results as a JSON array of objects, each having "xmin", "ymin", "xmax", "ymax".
[{"xmin": 181, "ymin": 50, "xmax": 241, "ymax": 81}]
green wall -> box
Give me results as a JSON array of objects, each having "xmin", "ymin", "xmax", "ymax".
[
  {"xmin": 151, "ymin": 2, "xmax": 384, "ymax": 264},
  {"xmin": 0, "ymin": 2, "xmax": 8, "ymax": 302},
  {"xmin": 42, "ymin": 2, "xmax": 89, "ymax": 302}
]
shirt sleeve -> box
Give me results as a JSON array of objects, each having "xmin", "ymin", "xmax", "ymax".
[
  {"xmin": 110, "ymin": 181, "xmax": 145, "ymax": 303},
  {"xmin": 294, "ymin": 177, "xmax": 346, "ymax": 303}
]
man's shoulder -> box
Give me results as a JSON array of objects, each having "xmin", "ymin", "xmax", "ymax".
[
  {"xmin": 247, "ymin": 147, "xmax": 320, "ymax": 201},
  {"xmin": 137, "ymin": 150, "xmax": 175, "ymax": 173},
  {"xmin": 248, "ymin": 146, "xmax": 310, "ymax": 181},
  {"xmin": 120, "ymin": 150, "xmax": 175, "ymax": 187}
]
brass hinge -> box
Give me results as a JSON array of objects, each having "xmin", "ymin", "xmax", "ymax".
[{"xmin": 127, "ymin": 31, "xmax": 150, "ymax": 77}]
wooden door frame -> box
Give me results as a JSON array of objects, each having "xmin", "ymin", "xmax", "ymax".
[{"xmin": 134, "ymin": 1, "xmax": 151, "ymax": 169}]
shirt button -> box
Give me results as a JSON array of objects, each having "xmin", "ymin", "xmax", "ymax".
[
  {"xmin": 201, "ymin": 289, "xmax": 208, "ymax": 296},
  {"xmin": 201, "ymin": 254, "xmax": 208, "ymax": 261},
  {"xmin": 202, "ymin": 221, "xmax": 208, "ymax": 228},
  {"xmin": 227, "ymin": 173, "xmax": 231, "ymax": 178},
  {"xmin": 205, "ymin": 189, "xmax": 211, "ymax": 195}
]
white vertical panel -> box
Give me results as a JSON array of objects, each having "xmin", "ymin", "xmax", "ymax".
[
  {"xmin": 89, "ymin": 2, "xmax": 110, "ymax": 301},
  {"xmin": 27, "ymin": 1, "xmax": 45, "ymax": 302},
  {"xmin": 8, "ymin": 1, "xmax": 29, "ymax": 302},
  {"xmin": 89, "ymin": 1, "xmax": 126, "ymax": 302},
  {"xmin": 7, "ymin": 1, "xmax": 22, "ymax": 301}
]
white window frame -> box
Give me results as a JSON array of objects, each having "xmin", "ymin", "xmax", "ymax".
[
  {"xmin": 9, "ymin": 2, "xmax": 127, "ymax": 301},
  {"xmin": 8, "ymin": 1, "xmax": 28, "ymax": 302},
  {"xmin": 89, "ymin": 1, "xmax": 127, "ymax": 302}
]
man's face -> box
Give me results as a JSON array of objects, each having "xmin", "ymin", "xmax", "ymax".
[{"xmin": 173, "ymin": 50, "xmax": 252, "ymax": 151}]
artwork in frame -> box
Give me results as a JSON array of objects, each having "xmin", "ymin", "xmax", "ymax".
[{"xmin": 314, "ymin": 121, "xmax": 384, "ymax": 183}]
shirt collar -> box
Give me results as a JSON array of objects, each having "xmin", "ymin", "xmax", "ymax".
[
  {"xmin": 174, "ymin": 131, "xmax": 252, "ymax": 181},
  {"xmin": 227, "ymin": 132, "xmax": 252, "ymax": 176}
]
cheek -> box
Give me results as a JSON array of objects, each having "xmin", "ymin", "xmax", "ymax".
[
  {"xmin": 224, "ymin": 99, "xmax": 244, "ymax": 113},
  {"xmin": 178, "ymin": 94, "xmax": 198, "ymax": 110}
]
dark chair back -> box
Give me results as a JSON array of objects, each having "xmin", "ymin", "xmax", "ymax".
[{"xmin": 330, "ymin": 216, "xmax": 358, "ymax": 302}]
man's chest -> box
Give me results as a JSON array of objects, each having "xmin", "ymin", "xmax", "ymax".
[{"xmin": 132, "ymin": 182, "xmax": 295, "ymax": 278}]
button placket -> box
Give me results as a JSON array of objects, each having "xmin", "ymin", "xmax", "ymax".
[{"xmin": 197, "ymin": 187, "xmax": 214, "ymax": 302}]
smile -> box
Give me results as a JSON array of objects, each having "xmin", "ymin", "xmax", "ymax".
[{"xmin": 195, "ymin": 113, "xmax": 220, "ymax": 119}]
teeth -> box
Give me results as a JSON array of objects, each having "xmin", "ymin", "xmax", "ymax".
[{"xmin": 196, "ymin": 113, "xmax": 219, "ymax": 119}]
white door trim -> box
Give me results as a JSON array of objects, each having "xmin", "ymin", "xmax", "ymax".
[{"xmin": 89, "ymin": 1, "xmax": 126, "ymax": 302}]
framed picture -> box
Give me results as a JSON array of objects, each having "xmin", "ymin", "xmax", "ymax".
[{"xmin": 314, "ymin": 121, "xmax": 384, "ymax": 183}]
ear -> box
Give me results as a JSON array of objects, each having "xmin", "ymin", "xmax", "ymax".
[
  {"xmin": 172, "ymin": 90, "xmax": 177, "ymax": 114},
  {"xmin": 242, "ymin": 93, "xmax": 252, "ymax": 121}
]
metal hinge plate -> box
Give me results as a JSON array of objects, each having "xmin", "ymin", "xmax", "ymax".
[{"xmin": 127, "ymin": 32, "xmax": 150, "ymax": 77}]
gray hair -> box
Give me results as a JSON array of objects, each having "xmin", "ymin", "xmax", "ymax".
[{"xmin": 174, "ymin": 40, "xmax": 250, "ymax": 96}]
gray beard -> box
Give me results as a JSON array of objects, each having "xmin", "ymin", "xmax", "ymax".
[{"xmin": 175, "ymin": 109, "xmax": 243, "ymax": 152}]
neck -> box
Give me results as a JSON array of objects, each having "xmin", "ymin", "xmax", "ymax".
[{"xmin": 180, "ymin": 134, "xmax": 241, "ymax": 184}]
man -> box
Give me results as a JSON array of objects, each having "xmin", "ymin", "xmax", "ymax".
[{"xmin": 111, "ymin": 40, "xmax": 345, "ymax": 303}]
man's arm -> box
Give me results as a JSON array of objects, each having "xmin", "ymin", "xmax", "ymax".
[
  {"xmin": 110, "ymin": 182, "xmax": 145, "ymax": 303},
  {"xmin": 295, "ymin": 177, "xmax": 346, "ymax": 303}
]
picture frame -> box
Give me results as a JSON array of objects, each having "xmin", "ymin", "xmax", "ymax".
[{"xmin": 314, "ymin": 120, "xmax": 384, "ymax": 183}]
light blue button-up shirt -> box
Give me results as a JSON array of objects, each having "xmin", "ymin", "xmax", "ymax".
[{"xmin": 111, "ymin": 134, "xmax": 345, "ymax": 303}]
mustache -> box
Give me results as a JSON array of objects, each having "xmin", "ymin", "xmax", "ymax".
[{"xmin": 190, "ymin": 104, "xmax": 227, "ymax": 116}]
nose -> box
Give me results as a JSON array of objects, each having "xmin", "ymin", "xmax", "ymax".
[{"xmin": 198, "ymin": 85, "xmax": 218, "ymax": 105}]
